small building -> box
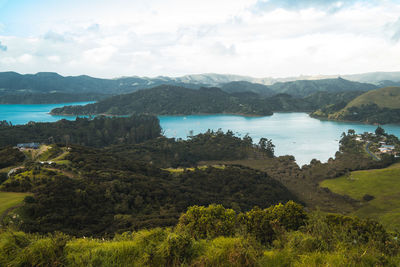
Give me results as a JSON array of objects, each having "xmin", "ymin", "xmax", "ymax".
[
  {"xmin": 378, "ymin": 148, "xmax": 391, "ymax": 153},
  {"xmin": 16, "ymin": 142, "xmax": 40, "ymax": 149},
  {"xmin": 382, "ymin": 145, "xmax": 395, "ymax": 149}
]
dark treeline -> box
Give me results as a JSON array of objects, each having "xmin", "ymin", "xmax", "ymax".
[
  {"xmin": 335, "ymin": 104, "xmax": 400, "ymax": 124},
  {"xmin": 0, "ymin": 115, "xmax": 161, "ymax": 147},
  {"xmin": 0, "ymin": 146, "xmax": 25, "ymax": 169},
  {"xmin": 51, "ymin": 85, "xmax": 364, "ymax": 116},
  {"xmin": 106, "ymin": 130, "xmax": 272, "ymax": 167}
]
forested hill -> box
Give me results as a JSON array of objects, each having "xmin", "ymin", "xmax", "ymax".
[
  {"xmin": 312, "ymin": 87, "xmax": 400, "ymax": 124},
  {"xmin": 0, "ymin": 115, "xmax": 161, "ymax": 147},
  {"xmin": 220, "ymin": 81, "xmax": 275, "ymax": 97},
  {"xmin": 51, "ymin": 85, "xmax": 274, "ymax": 116},
  {"xmin": 269, "ymin": 77, "xmax": 377, "ymax": 97},
  {"xmin": 51, "ymin": 84, "xmax": 366, "ymax": 116}
]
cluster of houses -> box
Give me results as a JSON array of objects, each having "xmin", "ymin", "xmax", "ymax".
[
  {"xmin": 354, "ymin": 134, "xmax": 398, "ymax": 157},
  {"xmin": 15, "ymin": 142, "xmax": 40, "ymax": 150},
  {"xmin": 377, "ymin": 142, "xmax": 397, "ymax": 155}
]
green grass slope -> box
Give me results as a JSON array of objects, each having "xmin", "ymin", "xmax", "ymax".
[
  {"xmin": 316, "ymin": 87, "xmax": 400, "ymax": 123},
  {"xmin": 346, "ymin": 86, "xmax": 400, "ymax": 109},
  {"xmin": 0, "ymin": 192, "xmax": 30, "ymax": 215},
  {"xmin": 320, "ymin": 163, "xmax": 400, "ymax": 230}
]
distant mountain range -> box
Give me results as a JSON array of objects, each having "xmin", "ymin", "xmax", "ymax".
[{"xmin": 1, "ymin": 71, "xmax": 394, "ymax": 103}]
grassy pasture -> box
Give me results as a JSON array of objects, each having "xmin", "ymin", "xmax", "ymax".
[
  {"xmin": 0, "ymin": 192, "xmax": 30, "ymax": 215},
  {"xmin": 320, "ymin": 163, "xmax": 400, "ymax": 230}
]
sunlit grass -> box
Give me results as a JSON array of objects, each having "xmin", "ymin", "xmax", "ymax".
[
  {"xmin": 164, "ymin": 165, "xmax": 225, "ymax": 173},
  {"xmin": 320, "ymin": 163, "xmax": 400, "ymax": 230},
  {"xmin": 0, "ymin": 192, "xmax": 30, "ymax": 215}
]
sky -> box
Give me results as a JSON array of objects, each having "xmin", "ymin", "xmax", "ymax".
[{"xmin": 0, "ymin": 0, "xmax": 399, "ymax": 78}]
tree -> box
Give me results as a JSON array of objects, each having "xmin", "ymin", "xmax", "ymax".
[
  {"xmin": 347, "ymin": 129, "xmax": 356, "ymax": 136},
  {"xmin": 375, "ymin": 126, "xmax": 385, "ymax": 136},
  {"xmin": 258, "ymin": 138, "xmax": 275, "ymax": 157}
]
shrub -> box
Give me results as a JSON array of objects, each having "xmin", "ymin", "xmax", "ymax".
[
  {"xmin": 158, "ymin": 232, "xmax": 195, "ymax": 266},
  {"xmin": 177, "ymin": 204, "xmax": 236, "ymax": 239},
  {"xmin": 238, "ymin": 206, "xmax": 275, "ymax": 244},
  {"xmin": 266, "ymin": 200, "xmax": 308, "ymax": 231}
]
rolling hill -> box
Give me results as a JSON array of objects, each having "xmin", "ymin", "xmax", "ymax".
[
  {"xmin": 269, "ymin": 77, "xmax": 377, "ymax": 97},
  {"xmin": 51, "ymin": 85, "xmax": 274, "ymax": 116},
  {"xmin": 345, "ymin": 86, "xmax": 400, "ymax": 109},
  {"xmin": 320, "ymin": 163, "xmax": 400, "ymax": 230},
  {"xmin": 313, "ymin": 87, "xmax": 400, "ymax": 124},
  {"xmin": 220, "ymin": 81, "xmax": 275, "ymax": 96}
]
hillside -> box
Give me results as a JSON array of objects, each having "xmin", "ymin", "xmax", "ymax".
[
  {"xmin": 345, "ymin": 86, "xmax": 400, "ymax": 109},
  {"xmin": 0, "ymin": 130, "xmax": 296, "ymax": 236},
  {"xmin": 269, "ymin": 77, "xmax": 377, "ymax": 97},
  {"xmin": 51, "ymin": 85, "xmax": 274, "ymax": 116},
  {"xmin": 0, "ymin": 115, "xmax": 161, "ymax": 147},
  {"xmin": 312, "ymin": 87, "xmax": 400, "ymax": 124},
  {"xmin": 220, "ymin": 81, "xmax": 275, "ymax": 96},
  {"xmin": 0, "ymin": 71, "xmax": 388, "ymax": 104},
  {"xmin": 320, "ymin": 163, "xmax": 400, "ymax": 230},
  {"xmin": 0, "ymin": 72, "xmax": 205, "ymax": 103}
]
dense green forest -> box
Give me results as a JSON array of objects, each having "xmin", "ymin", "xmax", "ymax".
[
  {"xmin": 51, "ymin": 86, "xmax": 275, "ymax": 116},
  {"xmin": 51, "ymin": 85, "xmax": 365, "ymax": 116},
  {"xmin": 0, "ymin": 115, "xmax": 161, "ymax": 147},
  {"xmin": 105, "ymin": 130, "xmax": 270, "ymax": 167},
  {"xmin": 0, "ymin": 130, "xmax": 289, "ymax": 236}
]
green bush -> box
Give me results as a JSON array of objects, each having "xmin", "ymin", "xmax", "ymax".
[
  {"xmin": 266, "ymin": 200, "xmax": 308, "ymax": 231},
  {"xmin": 238, "ymin": 206, "xmax": 275, "ymax": 244},
  {"xmin": 177, "ymin": 204, "xmax": 236, "ymax": 239},
  {"xmin": 158, "ymin": 232, "xmax": 195, "ymax": 266}
]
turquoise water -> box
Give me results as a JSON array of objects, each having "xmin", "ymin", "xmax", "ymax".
[
  {"xmin": 159, "ymin": 113, "xmax": 400, "ymax": 166},
  {"xmin": 0, "ymin": 102, "xmax": 94, "ymax": 125},
  {"xmin": 1, "ymin": 103, "xmax": 400, "ymax": 166}
]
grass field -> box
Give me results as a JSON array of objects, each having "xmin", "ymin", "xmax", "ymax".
[
  {"xmin": 346, "ymin": 86, "xmax": 400, "ymax": 109},
  {"xmin": 320, "ymin": 163, "xmax": 400, "ymax": 230},
  {"xmin": 164, "ymin": 165, "xmax": 225, "ymax": 173},
  {"xmin": 0, "ymin": 192, "xmax": 30, "ymax": 215}
]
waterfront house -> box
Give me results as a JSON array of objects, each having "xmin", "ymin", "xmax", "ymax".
[{"xmin": 16, "ymin": 142, "xmax": 40, "ymax": 149}]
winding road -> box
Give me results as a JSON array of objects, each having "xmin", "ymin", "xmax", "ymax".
[{"xmin": 366, "ymin": 141, "xmax": 380, "ymax": 161}]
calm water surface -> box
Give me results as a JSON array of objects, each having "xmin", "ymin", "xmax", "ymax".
[
  {"xmin": 0, "ymin": 102, "xmax": 93, "ymax": 125},
  {"xmin": 159, "ymin": 113, "xmax": 400, "ymax": 166},
  {"xmin": 1, "ymin": 103, "xmax": 400, "ymax": 166}
]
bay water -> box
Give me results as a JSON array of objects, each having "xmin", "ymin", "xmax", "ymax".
[{"xmin": 1, "ymin": 103, "xmax": 400, "ymax": 165}]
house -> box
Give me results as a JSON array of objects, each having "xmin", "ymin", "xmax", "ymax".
[
  {"xmin": 378, "ymin": 147, "xmax": 392, "ymax": 153},
  {"xmin": 16, "ymin": 142, "xmax": 40, "ymax": 149}
]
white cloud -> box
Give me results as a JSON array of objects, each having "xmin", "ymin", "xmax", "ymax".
[
  {"xmin": 1, "ymin": 0, "xmax": 400, "ymax": 77},
  {"xmin": 18, "ymin": 53, "xmax": 33, "ymax": 63}
]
